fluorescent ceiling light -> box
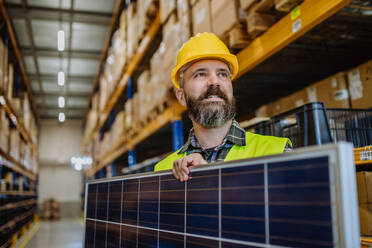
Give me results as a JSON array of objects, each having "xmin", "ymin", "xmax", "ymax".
[
  {"xmin": 58, "ymin": 112, "xmax": 65, "ymax": 122},
  {"xmin": 58, "ymin": 71, "xmax": 65, "ymax": 86},
  {"xmin": 57, "ymin": 30, "xmax": 65, "ymax": 51},
  {"xmin": 58, "ymin": 96, "xmax": 65, "ymax": 108}
]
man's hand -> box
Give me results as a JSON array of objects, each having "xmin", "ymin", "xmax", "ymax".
[{"xmin": 172, "ymin": 153, "xmax": 207, "ymax": 182}]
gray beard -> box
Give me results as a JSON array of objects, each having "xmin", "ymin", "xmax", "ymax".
[{"xmin": 186, "ymin": 95, "xmax": 236, "ymax": 128}]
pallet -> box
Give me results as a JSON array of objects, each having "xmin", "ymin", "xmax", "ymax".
[{"xmin": 221, "ymin": 23, "xmax": 252, "ymax": 51}]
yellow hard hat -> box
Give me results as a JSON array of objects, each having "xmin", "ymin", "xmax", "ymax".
[{"xmin": 171, "ymin": 32, "xmax": 239, "ymax": 88}]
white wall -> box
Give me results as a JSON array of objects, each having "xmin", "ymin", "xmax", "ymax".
[{"xmin": 38, "ymin": 120, "xmax": 84, "ymax": 212}]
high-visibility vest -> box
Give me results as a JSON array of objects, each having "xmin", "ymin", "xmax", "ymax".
[{"xmin": 154, "ymin": 132, "xmax": 291, "ymax": 171}]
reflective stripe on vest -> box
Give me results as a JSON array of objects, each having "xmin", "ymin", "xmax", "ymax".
[{"xmin": 154, "ymin": 132, "xmax": 291, "ymax": 172}]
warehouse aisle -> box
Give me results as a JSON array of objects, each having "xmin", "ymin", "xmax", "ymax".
[{"xmin": 26, "ymin": 219, "xmax": 83, "ymax": 248}]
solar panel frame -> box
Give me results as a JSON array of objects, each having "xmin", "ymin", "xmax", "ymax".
[{"xmin": 83, "ymin": 142, "xmax": 359, "ymax": 248}]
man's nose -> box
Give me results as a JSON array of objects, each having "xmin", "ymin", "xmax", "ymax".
[{"xmin": 207, "ymin": 73, "xmax": 220, "ymax": 87}]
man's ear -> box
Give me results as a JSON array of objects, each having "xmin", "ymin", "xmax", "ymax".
[{"xmin": 175, "ymin": 88, "xmax": 186, "ymax": 106}]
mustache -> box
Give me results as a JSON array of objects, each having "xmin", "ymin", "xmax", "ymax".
[{"xmin": 197, "ymin": 86, "xmax": 228, "ymax": 101}]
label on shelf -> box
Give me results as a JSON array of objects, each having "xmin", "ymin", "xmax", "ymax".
[
  {"xmin": 292, "ymin": 18, "xmax": 302, "ymax": 33},
  {"xmin": 360, "ymin": 150, "xmax": 372, "ymax": 161},
  {"xmin": 348, "ymin": 69, "xmax": 363, "ymax": 100}
]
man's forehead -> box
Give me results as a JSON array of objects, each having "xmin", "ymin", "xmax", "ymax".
[{"xmin": 186, "ymin": 59, "xmax": 230, "ymax": 73}]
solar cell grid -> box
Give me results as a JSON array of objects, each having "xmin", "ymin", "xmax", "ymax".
[{"xmin": 84, "ymin": 143, "xmax": 359, "ymax": 248}]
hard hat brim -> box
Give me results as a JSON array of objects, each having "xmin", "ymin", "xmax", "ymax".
[{"xmin": 171, "ymin": 53, "xmax": 239, "ymax": 88}]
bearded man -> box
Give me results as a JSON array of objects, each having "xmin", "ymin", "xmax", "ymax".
[{"xmin": 154, "ymin": 33, "xmax": 292, "ymax": 181}]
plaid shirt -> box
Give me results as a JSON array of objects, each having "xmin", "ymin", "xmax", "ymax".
[{"xmin": 178, "ymin": 120, "xmax": 292, "ymax": 163}]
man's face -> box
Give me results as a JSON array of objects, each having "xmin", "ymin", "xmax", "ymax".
[{"xmin": 177, "ymin": 60, "xmax": 236, "ymax": 128}]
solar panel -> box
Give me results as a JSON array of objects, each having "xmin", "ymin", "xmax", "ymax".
[{"xmin": 83, "ymin": 143, "xmax": 359, "ymax": 248}]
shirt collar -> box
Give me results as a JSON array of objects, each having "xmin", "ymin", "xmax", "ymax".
[{"xmin": 178, "ymin": 120, "xmax": 246, "ymax": 154}]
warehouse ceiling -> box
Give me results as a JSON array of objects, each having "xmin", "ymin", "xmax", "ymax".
[{"xmin": 4, "ymin": 0, "xmax": 116, "ymax": 120}]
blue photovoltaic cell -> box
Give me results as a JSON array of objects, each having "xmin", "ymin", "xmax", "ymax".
[
  {"xmin": 187, "ymin": 170, "xmax": 219, "ymax": 237},
  {"xmin": 122, "ymin": 179, "xmax": 138, "ymax": 225},
  {"xmin": 221, "ymin": 164, "xmax": 266, "ymax": 244},
  {"xmin": 268, "ymin": 156, "xmax": 333, "ymax": 248},
  {"xmin": 159, "ymin": 231, "xmax": 184, "ymax": 247},
  {"xmin": 139, "ymin": 176, "xmax": 159, "ymax": 228},
  {"xmin": 96, "ymin": 183, "xmax": 108, "ymax": 220},
  {"xmin": 106, "ymin": 223, "xmax": 121, "ymax": 248},
  {"xmin": 160, "ymin": 175, "xmax": 185, "ymax": 233},
  {"xmin": 86, "ymin": 184, "xmax": 97, "ymax": 219},
  {"xmin": 84, "ymin": 219, "xmax": 95, "ymax": 248},
  {"xmin": 85, "ymin": 150, "xmax": 348, "ymax": 248},
  {"xmin": 137, "ymin": 227, "xmax": 158, "ymax": 248},
  {"xmin": 108, "ymin": 181, "xmax": 122, "ymax": 223}
]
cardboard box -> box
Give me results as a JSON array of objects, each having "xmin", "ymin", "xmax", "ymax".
[
  {"xmin": 256, "ymin": 99, "xmax": 282, "ymax": 117},
  {"xmin": 125, "ymin": 99, "xmax": 134, "ymax": 129},
  {"xmin": 359, "ymin": 204, "xmax": 372, "ymax": 235},
  {"xmin": 240, "ymin": 0, "xmax": 257, "ymax": 11},
  {"xmin": 0, "ymin": 108, "xmax": 9, "ymax": 152},
  {"xmin": 177, "ymin": 0, "xmax": 191, "ymax": 18},
  {"xmin": 275, "ymin": 0, "xmax": 303, "ymax": 12},
  {"xmin": 211, "ymin": 0, "xmax": 247, "ymax": 37},
  {"xmin": 347, "ymin": 60, "xmax": 372, "ymax": 109},
  {"xmin": 9, "ymin": 128, "xmax": 20, "ymax": 161},
  {"xmin": 192, "ymin": 0, "xmax": 212, "ymax": 34},
  {"xmin": 126, "ymin": 3, "xmax": 138, "ymax": 60},
  {"xmin": 280, "ymin": 90, "xmax": 307, "ymax": 113},
  {"xmin": 8, "ymin": 64, "xmax": 13, "ymax": 99},
  {"xmin": 160, "ymin": 0, "xmax": 176, "ymax": 23},
  {"xmin": 179, "ymin": 12, "xmax": 192, "ymax": 44},
  {"xmin": 306, "ymin": 72, "xmax": 350, "ymax": 108},
  {"xmin": 357, "ymin": 171, "xmax": 372, "ymax": 204}
]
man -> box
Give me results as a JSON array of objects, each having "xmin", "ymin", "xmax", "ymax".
[{"xmin": 154, "ymin": 33, "xmax": 291, "ymax": 181}]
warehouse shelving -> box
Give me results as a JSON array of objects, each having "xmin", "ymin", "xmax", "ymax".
[
  {"xmin": 0, "ymin": 1, "xmax": 39, "ymax": 125},
  {"xmin": 83, "ymin": 0, "xmax": 355, "ymax": 178},
  {"xmin": 0, "ymin": 89, "xmax": 38, "ymax": 154},
  {"xmin": 86, "ymin": 97, "xmax": 185, "ymax": 177},
  {"xmin": 83, "ymin": 12, "xmax": 161, "ymax": 147},
  {"xmin": 0, "ymin": 2, "xmax": 40, "ymax": 247}
]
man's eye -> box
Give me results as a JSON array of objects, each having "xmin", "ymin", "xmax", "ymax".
[
  {"xmin": 218, "ymin": 72, "xmax": 229, "ymax": 78},
  {"xmin": 194, "ymin": 72, "xmax": 206, "ymax": 78}
]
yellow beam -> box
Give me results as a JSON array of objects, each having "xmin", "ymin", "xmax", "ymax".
[{"xmin": 236, "ymin": 0, "xmax": 352, "ymax": 77}]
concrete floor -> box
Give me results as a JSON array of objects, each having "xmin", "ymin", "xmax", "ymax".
[{"xmin": 26, "ymin": 218, "xmax": 83, "ymax": 248}]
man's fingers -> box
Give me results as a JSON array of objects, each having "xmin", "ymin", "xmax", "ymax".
[{"xmin": 172, "ymin": 167, "xmax": 179, "ymax": 180}]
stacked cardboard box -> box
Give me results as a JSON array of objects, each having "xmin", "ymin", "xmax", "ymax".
[
  {"xmin": 127, "ymin": 3, "xmax": 139, "ymax": 60},
  {"xmin": 0, "ymin": 108, "xmax": 9, "ymax": 152},
  {"xmin": 42, "ymin": 198, "xmax": 60, "ymax": 221},
  {"xmin": 305, "ymin": 72, "xmax": 350, "ymax": 109},
  {"xmin": 160, "ymin": 0, "xmax": 176, "ymax": 23},
  {"xmin": 124, "ymin": 99, "xmax": 134, "ymax": 130},
  {"xmin": 137, "ymin": 70, "xmax": 152, "ymax": 120},
  {"xmin": 0, "ymin": 38, "xmax": 9, "ymax": 93},
  {"xmin": 256, "ymin": 71, "xmax": 352, "ymax": 117},
  {"xmin": 111, "ymin": 111, "xmax": 126, "ymax": 141},
  {"xmin": 357, "ymin": 171, "xmax": 372, "ymax": 235},
  {"xmin": 347, "ymin": 60, "xmax": 372, "ymax": 109},
  {"xmin": 9, "ymin": 129, "xmax": 20, "ymax": 161},
  {"xmin": 192, "ymin": 0, "xmax": 212, "ymax": 34}
]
